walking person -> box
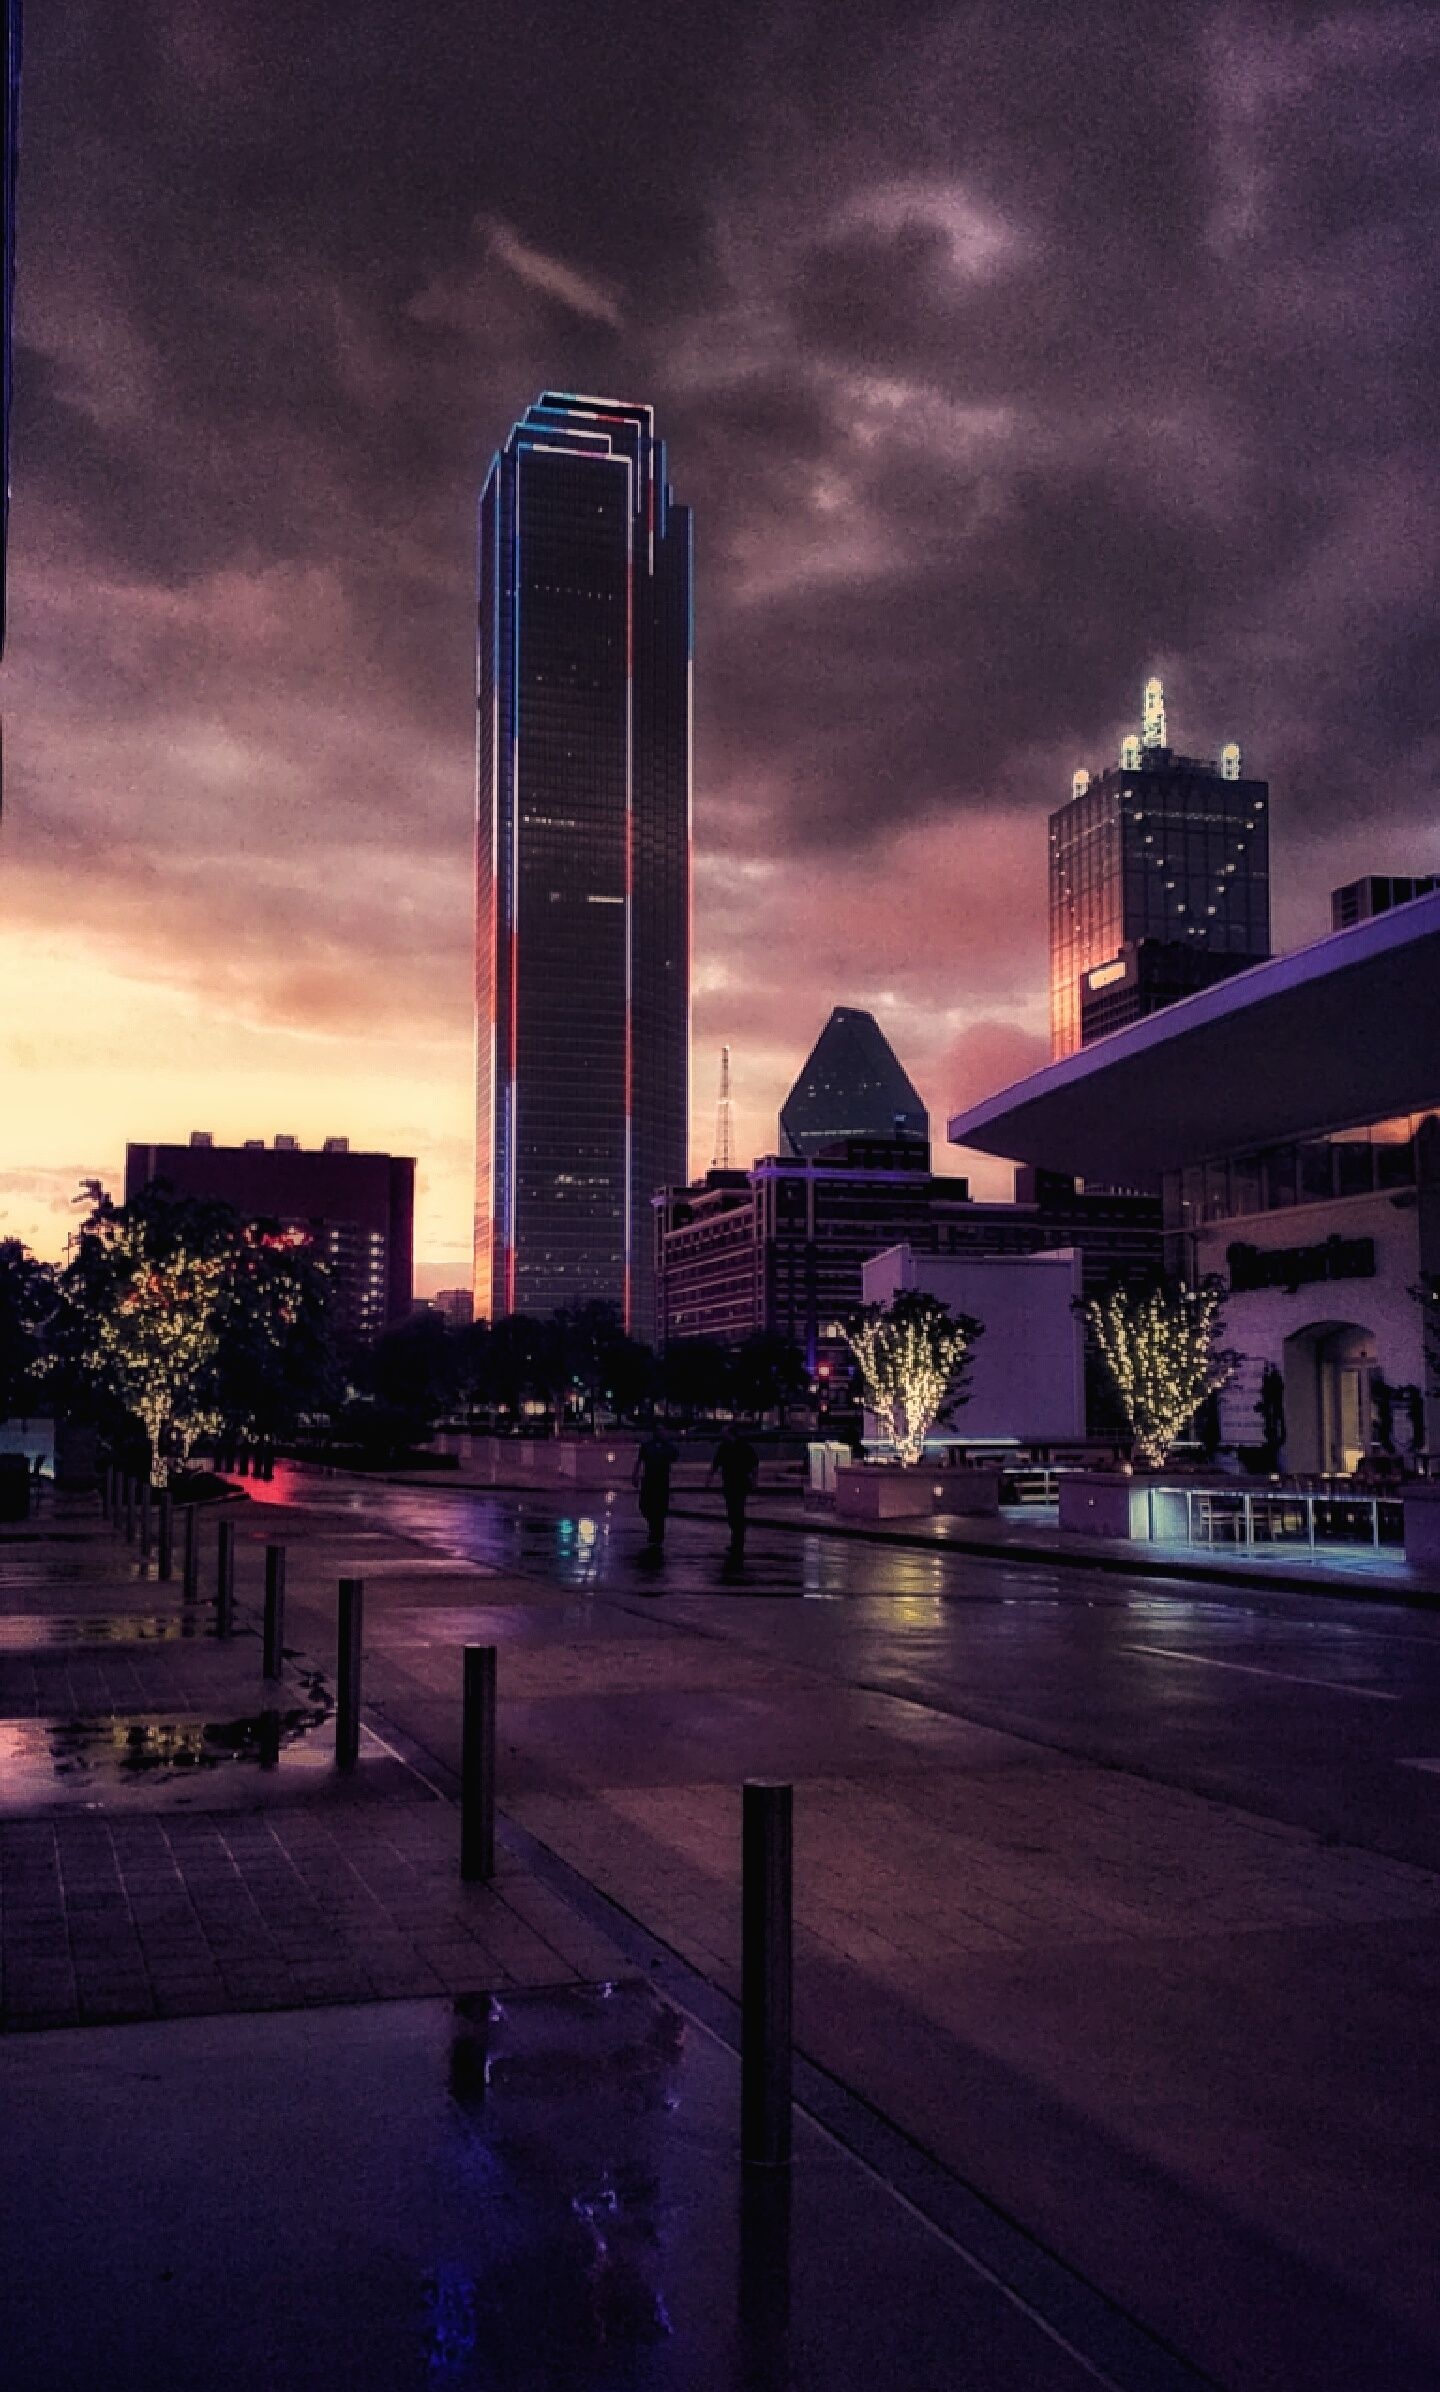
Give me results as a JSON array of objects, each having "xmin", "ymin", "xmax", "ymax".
[
  {"xmin": 709, "ymin": 1419, "xmax": 759, "ymax": 1562},
  {"xmin": 633, "ymin": 1421, "xmax": 680, "ymax": 1557}
]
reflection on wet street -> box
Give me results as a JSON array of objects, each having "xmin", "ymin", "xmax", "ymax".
[
  {"xmin": 251, "ymin": 1468, "xmax": 1001, "ymax": 1604},
  {"xmin": 0, "ymin": 1688, "xmax": 335, "ymax": 1803},
  {"xmin": 0, "ymin": 1979, "xmax": 1100, "ymax": 2391}
]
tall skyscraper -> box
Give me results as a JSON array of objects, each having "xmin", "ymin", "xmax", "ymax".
[
  {"xmin": 475, "ymin": 395, "xmax": 692, "ymax": 1341},
  {"xmin": 1048, "ymin": 678, "xmax": 1270, "ymax": 1057},
  {"xmin": 779, "ymin": 1007, "xmax": 929, "ymax": 1161}
]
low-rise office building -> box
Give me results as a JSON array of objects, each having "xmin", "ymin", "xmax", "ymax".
[
  {"xmin": 655, "ymin": 1138, "xmax": 1160, "ymax": 1392},
  {"xmin": 124, "ymin": 1133, "xmax": 415, "ymax": 1341},
  {"xmin": 949, "ymin": 894, "xmax": 1440, "ymax": 1474}
]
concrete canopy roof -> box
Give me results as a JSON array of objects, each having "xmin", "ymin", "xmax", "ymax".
[{"xmin": 948, "ymin": 894, "xmax": 1440, "ymax": 1178}]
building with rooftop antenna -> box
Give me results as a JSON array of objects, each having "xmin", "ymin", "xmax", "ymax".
[
  {"xmin": 1048, "ymin": 677, "xmax": 1270, "ymax": 1056},
  {"xmin": 474, "ymin": 394, "xmax": 692, "ymax": 1342}
]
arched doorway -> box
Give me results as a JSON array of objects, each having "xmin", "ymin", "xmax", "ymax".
[{"xmin": 1282, "ymin": 1321, "xmax": 1378, "ymax": 1474}]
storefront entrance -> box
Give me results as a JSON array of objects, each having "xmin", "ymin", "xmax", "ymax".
[{"xmin": 1282, "ymin": 1321, "xmax": 1377, "ymax": 1474}]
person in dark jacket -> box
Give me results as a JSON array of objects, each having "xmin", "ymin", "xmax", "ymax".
[
  {"xmin": 708, "ymin": 1420, "xmax": 759, "ymax": 1558},
  {"xmin": 633, "ymin": 1424, "xmax": 680, "ymax": 1552}
]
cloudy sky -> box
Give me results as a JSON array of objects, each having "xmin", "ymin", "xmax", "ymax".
[{"xmin": 1, "ymin": 0, "xmax": 1436, "ymax": 1283}]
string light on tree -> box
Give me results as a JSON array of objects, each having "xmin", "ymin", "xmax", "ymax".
[
  {"xmin": 846, "ymin": 1291, "xmax": 982, "ymax": 1467},
  {"xmin": 62, "ymin": 1188, "xmax": 335, "ymax": 1483},
  {"xmin": 1084, "ymin": 1276, "xmax": 1235, "ymax": 1470}
]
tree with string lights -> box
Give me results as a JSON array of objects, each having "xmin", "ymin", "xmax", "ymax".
[
  {"xmin": 55, "ymin": 1185, "xmax": 337, "ymax": 1482},
  {"xmin": 1084, "ymin": 1276, "xmax": 1236, "ymax": 1470},
  {"xmin": 846, "ymin": 1290, "xmax": 982, "ymax": 1467}
]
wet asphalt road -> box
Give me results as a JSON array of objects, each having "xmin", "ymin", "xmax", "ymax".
[{"xmin": 256, "ymin": 1473, "xmax": 1440, "ymax": 1873}]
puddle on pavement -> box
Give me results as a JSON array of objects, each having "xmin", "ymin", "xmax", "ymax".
[
  {"xmin": 0, "ymin": 1682, "xmax": 333, "ymax": 1794},
  {"xmin": 438, "ymin": 1979, "xmax": 688, "ymax": 2365},
  {"xmin": 0, "ymin": 1612, "xmax": 219, "ymax": 1648}
]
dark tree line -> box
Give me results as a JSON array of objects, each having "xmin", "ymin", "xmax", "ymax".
[{"xmin": 0, "ymin": 1185, "xmax": 820, "ymax": 1477}]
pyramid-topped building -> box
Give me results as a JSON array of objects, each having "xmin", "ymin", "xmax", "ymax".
[{"xmin": 779, "ymin": 1008, "xmax": 929, "ymax": 1162}]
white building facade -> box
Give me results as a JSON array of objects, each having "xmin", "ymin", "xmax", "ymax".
[
  {"xmin": 949, "ymin": 894, "xmax": 1440, "ymax": 1478},
  {"xmin": 861, "ymin": 1245, "xmax": 1086, "ymax": 1446}
]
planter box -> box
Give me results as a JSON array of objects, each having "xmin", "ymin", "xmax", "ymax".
[
  {"xmin": 1058, "ymin": 1473, "xmax": 1153, "ymax": 1540},
  {"xmin": 935, "ymin": 1469, "xmax": 1001, "ymax": 1518},
  {"xmin": 836, "ymin": 1467, "xmax": 933, "ymax": 1521},
  {"xmin": 550, "ymin": 1440, "xmax": 638, "ymax": 1488},
  {"xmin": 835, "ymin": 1466, "xmax": 1001, "ymax": 1524}
]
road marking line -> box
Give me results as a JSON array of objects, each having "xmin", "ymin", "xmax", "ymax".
[
  {"xmin": 1120, "ymin": 1642, "xmax": 1398, "ymax": 1701},
  {"xmin": 1398, "ymin": 1758, "xmax": 1440, "ymax": 1775}
]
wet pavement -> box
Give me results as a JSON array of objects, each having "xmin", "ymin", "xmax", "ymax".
[
  {"xmin": 236, "ymin": 1468, "xmax": 1440, "ymax": 2392},
  {"xmin": 7, "ymin": 1478, "xmax": 1440, "ymax": 2388},
  {"xmin": 0, "ymin": 1978, "xmax": 1129, "ymax": 2392},
  {"xmin": 0, "ymin": 1503, "xmax": 628, "ymax": 2030}
]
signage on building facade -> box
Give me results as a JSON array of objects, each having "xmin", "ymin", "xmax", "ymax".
[
  {"xmin": 1226, "ymin": 1235, "xmax": 1376, "ymax": 1296},
  {"xmin": 1086, "ymin": 958, "xmax": 1129, "ymax": 992}
]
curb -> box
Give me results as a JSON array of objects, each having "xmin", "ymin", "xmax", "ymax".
[{"xmin": 667, "ymin": 1504, "xmax": 1438, "ymax": 1607}]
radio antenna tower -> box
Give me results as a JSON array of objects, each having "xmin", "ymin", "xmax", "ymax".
[{"xmin": 712, "ymin": 1044, "xmax": 735, "ymax": 1170}]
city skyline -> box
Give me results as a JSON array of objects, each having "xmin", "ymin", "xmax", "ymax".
[{"xmin": 0, "ymin": 6, "xmax": 1437, "ymax": 1283}]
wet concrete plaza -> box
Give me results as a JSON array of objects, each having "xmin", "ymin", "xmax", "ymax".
[
  {"xmin": 1, "ymin": 1979, "xmax": 1117, "ymax": 2392},
  {"xmin": 4, "ymin": 1471, "xmax": 1440, "ymax": 2390}
]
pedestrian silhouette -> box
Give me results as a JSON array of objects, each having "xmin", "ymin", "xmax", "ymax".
[
  {"xmin": 633, "ymin": 1423, "xmax": 680, "ymax": 1555},
  {"xmin": 709, "ymin": 1420, "xmax": 759, "ymax": 1562}
]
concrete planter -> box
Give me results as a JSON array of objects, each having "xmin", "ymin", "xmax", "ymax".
[
  {"xmin": 835, "ymin": 1465, "xmax": 1001, "ymax": 1523},
  {"xmin": 1057, "ymin": 1473, "xmax": 1153, "ymax": 1539},
  {"xmin": 551, "ymin": 1440, "xmax": 638, "ymax": 1488}
]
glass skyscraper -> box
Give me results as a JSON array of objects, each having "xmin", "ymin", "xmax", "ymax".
[
  {"xmin": 1048, "ymin": 679, "xmax": 1270, "ymax": 1057},
  {"xmin": 474, "ymin": 395, "xmax": 692, "ymax": 1341}
]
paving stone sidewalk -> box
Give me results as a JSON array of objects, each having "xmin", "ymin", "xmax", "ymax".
[{"xmin": 0, "ymin": 1501, "xmax": 627, "ymax": 2033}]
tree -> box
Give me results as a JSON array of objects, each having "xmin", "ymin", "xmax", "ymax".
[
  {"xmin": 1084, "ymin": 1276, "xmax": 1236, "ymax": 1471},
  {"xmin": 1411, "ymin": 1276, "xmax": 1440, "ymax": 1428},
  {"xmin": 732, "ymin": 1331, "xmax": 809, "ymax": 1424},
  {"xmin": 56, "ymin": 1184, "xmax": 337, "ymax": 1480},
  {"xmin": 660, "ymin": 1338, "xmax": 733, "ymax": 1422},
  {"xmin": 462, "ymin": 1313, "xmax": 566, "ymax": 1426},
  {"xmin": 553, "ymin": 1302, "xmax": 655, "ymax": 1427},
  {"xmin": 846, "ymin": 1291, "xmax": 983, "ymax": 1466},
  {"xmin": 1256, "ymin": 1361, "xmax": 1287, "ymax": 1469},
  {"xmin": 212, "ymin": 1224, "xmax": 341, "ymax": 1445},
  {"xmin": 346, "ymin": 1310, "xmax": 460, "ymax": 1455},
  {"xmin": 0, "ymin": 1240, "xmax": 59, "ymax": 1426}
]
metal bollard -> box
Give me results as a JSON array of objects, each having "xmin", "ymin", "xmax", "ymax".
[
  {"xmin": 215, "ymin": 1518, "xmax": 235, "ymax": 1638},
  {"xmin": 460, "ymin": 1645, "xmax": 497, "ymax": 1882},
  {"xmin": 123, "ymin": 1475, "xmax": 136, "ymax": 1543},
  {"xmin": 263, "ymin": 1544, "xmax": 286, "ymax": 1681},
  {"xmin": 157, "ymin": 1491, "xmax": 174, "ymax": 1582},
  {"xmin": 336, "ymin": 1579, "xmax": 363, "ymax": 1770},
  {"xmin": 741, "ymin": 1781, "xmax": 793, "ymax": 2169},
  {"xmin": 138, "ymin": 1482, "xmax": 152, "ymax": 1562},
  {"xmin": 182, "ymin": 1503, "xmax": 199, "ymax": 1601}
]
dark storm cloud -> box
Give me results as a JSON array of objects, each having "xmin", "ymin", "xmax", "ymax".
[{"xmin": 3, "ymin": 0, "xmax": 1438, "ymax": 1253}]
